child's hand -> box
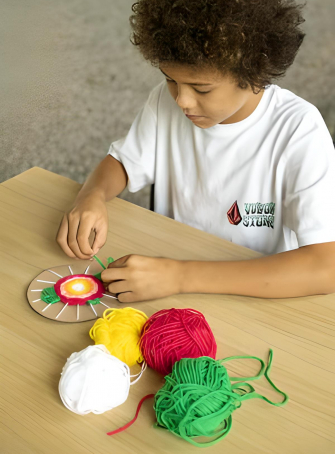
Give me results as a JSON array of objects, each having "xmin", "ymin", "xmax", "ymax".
[
  {"xmin": 101, "ymin": 255, "xmax": 183, "ymax": 302},
  {"xmin": 57, "ymin": 193, "xmax": 108, "ymax": 259}
]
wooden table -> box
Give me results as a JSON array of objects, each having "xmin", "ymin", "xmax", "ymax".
[{"xmin": 1, "ymin": 167, "xmax": 334, "ymax": 454}]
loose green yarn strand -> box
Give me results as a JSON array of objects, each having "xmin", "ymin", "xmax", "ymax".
[
  {"xmin": 222, "ymin": 349, "xmax": 288, "ymax": 406},
  {"xmin": 154, "ymin": 350, "xmax": 288, "ymax": 447},
  {"xmin": 220, "ymin": 354, "xmax": 266, "ymax": 381}
]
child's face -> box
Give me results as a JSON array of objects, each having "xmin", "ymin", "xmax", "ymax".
[{"xmin": 159, "ymin": 64, "xmax": 262, "ymax": 129}]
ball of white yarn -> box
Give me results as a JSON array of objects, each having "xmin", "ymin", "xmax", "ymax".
[{"xmin": 59, "ymin": 344, "xmax": 131, "ymax": 415}]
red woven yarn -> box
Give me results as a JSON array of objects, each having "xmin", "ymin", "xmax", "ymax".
[{"xmin": 139, "ymin": 308, "xmax": 217, "ymax": 376}]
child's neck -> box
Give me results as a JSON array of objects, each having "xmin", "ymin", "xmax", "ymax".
[{"xmin": 219, "ymin": 89, "xmax": 264, "ymax": 125}]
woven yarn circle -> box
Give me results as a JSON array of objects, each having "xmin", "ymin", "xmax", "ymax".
[
  {"xmin": 89, "ymin": 307, "xmax": 148, "ymax": 367},
  {"xmin": 140, "ymin": 308, "xmax": 217, "ymax": 375},
  {"xmin": 154, "ymin": 356, "xmax": 241, "ymax": 447}
]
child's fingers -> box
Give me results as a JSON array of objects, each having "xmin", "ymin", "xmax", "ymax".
[
  {"xmin": 117, "ymin": 292, "xmax": 136, "ymax": 303},
  {"xmin": 91, "ymin": 222, "xmax": 108, "ymax": 255},
  {"xmin": 56, "ymin": 214, "xmax": 76, "ymax": 258},
  {"xmin": 101, "ymin": 268, "xmax": 127, "ymax": 282},
  {"xmin": 76, "ymin": 219, "xmax": 95, "ymax": 256},
  {"xmin": 67, "ymin": 214, "xmax": 92, "ymax": 260},
  {"xmin": 107, "ymin": 280, "xmax": 129, "ymax": 294}
]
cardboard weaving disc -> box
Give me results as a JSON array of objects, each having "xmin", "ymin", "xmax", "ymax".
[{"xmin": 27, "ymin": 261, "xmax": 119, "ymax": 323}]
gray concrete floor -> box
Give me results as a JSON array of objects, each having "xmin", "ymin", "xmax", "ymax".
[{"xmin": 1, "ymin": 0, "xmax": 334, "ymax": 209}]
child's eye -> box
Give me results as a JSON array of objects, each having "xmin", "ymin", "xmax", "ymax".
[
  {"xmin": 194, "ymin": 89, "xmax": 211, "ymax": 95},
  {"xmin": 166, "ymin": 79, "xmax": 210, "ymax": 95}
]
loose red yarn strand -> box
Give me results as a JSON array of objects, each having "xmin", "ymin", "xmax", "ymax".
[{"xmin": 106, "ymin": 394, "xmax": 155, "ymax": 436}]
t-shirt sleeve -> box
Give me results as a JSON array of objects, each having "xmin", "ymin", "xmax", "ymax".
[
  {"xmin": 107, "ymin": 84, "xmax": 160, "ymax": 193},
  {"xmin": 282, "ymin": 107, "xmax": 335, "ymax": 247}
]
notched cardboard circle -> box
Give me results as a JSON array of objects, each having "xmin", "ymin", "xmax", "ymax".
[{"xmin": 27, "ymin": 261, "xmax": 120, "ymax": 323}]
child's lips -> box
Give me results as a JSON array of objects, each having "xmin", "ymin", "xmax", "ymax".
[{"xmin": 186, "ymin": 114, "xmax": 204, "ymax": 119}]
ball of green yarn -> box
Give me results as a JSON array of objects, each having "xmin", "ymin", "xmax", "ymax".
[
  {"xmin": 154, "ymin": 357, "xmax": 237, "ymax": 446},
  {"xmin": 154, "ymin": 351, "xmax": 288, "ymax": 447}
]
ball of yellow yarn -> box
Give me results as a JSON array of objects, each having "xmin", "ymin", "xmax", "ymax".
[{"xmin": 89, "ymin": 308, "xmax": 148, "ymax": 367}]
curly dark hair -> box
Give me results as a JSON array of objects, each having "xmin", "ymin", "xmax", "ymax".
[{"xmin": 129, "ymin": 0, "xmax": 305, "ymax": 92}]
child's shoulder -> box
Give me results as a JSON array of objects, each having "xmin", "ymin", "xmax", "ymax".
[
  {"xmin": 269, "ymin": 85, "xmax": 333, "ymax": 160},
  {"xmin": 270, "ymin": 84, "xmax": 325, "ymax": 128}
]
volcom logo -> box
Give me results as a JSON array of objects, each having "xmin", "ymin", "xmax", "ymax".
[
  {"xmin": 243, "ymin": 202, "xmax": 275, "ymax": 228},
  {"xmin": 227, "ymin": 201, "xmax": 275, "ymax": 228}
]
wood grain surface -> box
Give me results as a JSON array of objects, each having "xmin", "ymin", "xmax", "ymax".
[{"xmin": 0, "ymin": 167, "xmax": 334, "ymax": 454}]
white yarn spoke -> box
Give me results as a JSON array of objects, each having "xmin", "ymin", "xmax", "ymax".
[
  {"xmin": 84, "ymin": 265, "xmax": 90, "ymax": 275},
  {"xmin": 37, "ymin": 280, "xmax": 56, "ymax": 284},
  {"xmin": 42, "ymin": 304, "xmax": 52, "ymax": 312},
  {"xmin": 89, "ymin": 304, "xmax": 97, "ymax": 316},
  {"xmin": 103, "ymin": 293, "xmax": 118, "ymax": 300},
  {"xmin": 31, "ymin": 289, "xmax": 43, "ymax": 292},
  {"xmin": 77, "ymin": 304, "xmax": 79, "ymax": 321},
  {"xmin": 32, "ymin": 299, "xmax": 41, "ymax": 303},
  {"xmin": 99, "ymin": 301, "xmax": 110, "ymax": 308},
  {"xmin": 47, "ymin": 269, "xmax": 63, "ymax": 278},
  {"xmin": 56, "ymin": 303, "xmax": 68, "ymax": 319},
  {"xmin": 130, "ymin": 362, "xmax": 147, "ymax": 385},
  {"xmin": 68, "ymin": 266, "xmax": 73, "ymax": 275}
]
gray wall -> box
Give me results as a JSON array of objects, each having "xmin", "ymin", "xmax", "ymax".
[{"xmin": 1, "ymin": 0, "xmax": 334, "ymax": 209}]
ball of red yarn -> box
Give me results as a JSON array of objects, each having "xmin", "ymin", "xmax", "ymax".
[{"xmin": 140, "ymin": 308, "xmax": 217, "ymax": 375}]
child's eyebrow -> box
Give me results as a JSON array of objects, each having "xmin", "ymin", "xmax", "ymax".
[{"xmin": 160, "ymin": 69, "xmax": 213, "ymax": 86}]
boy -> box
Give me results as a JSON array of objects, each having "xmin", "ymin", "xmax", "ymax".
[{"xmin": 57, "ymin": 0, "xmax": 335, "ymax": 302}]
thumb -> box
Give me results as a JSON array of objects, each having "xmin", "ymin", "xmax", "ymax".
[{"xmin": 107, "ymin": 254, "xmax": 130, "ymax": 268}]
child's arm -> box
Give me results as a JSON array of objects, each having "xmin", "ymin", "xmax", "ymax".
[
  {"xmin": 56, "ymin": 155, "xmax": 127, "ymax": 259},
  {"xmin": 101, "ymin": 242, "xmax": 335, "ymax": 302},
  {"xmin": 179, "ymin": 242, "xmax": 335, "ymax": 298},
  {"xmin": 76, "ymin": 155, "xmax": 127, "ymax": 203}
]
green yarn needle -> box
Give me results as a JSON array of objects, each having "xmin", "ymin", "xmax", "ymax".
[
  {"xmin": 154, "ymin": 349, "xmax": 288, "ymax": 448},
  {"xmin": 93, "ymin": 256, "xmax": 114, "ymax": 280},
  {"xmin": 93, "ymin": 255, "xmax": 106, "ymax": 270}
]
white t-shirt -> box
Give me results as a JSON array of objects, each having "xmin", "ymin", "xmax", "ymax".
[{"xmin": 108, "ymin": 80, "xmax": 335, "ymax": 255}]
